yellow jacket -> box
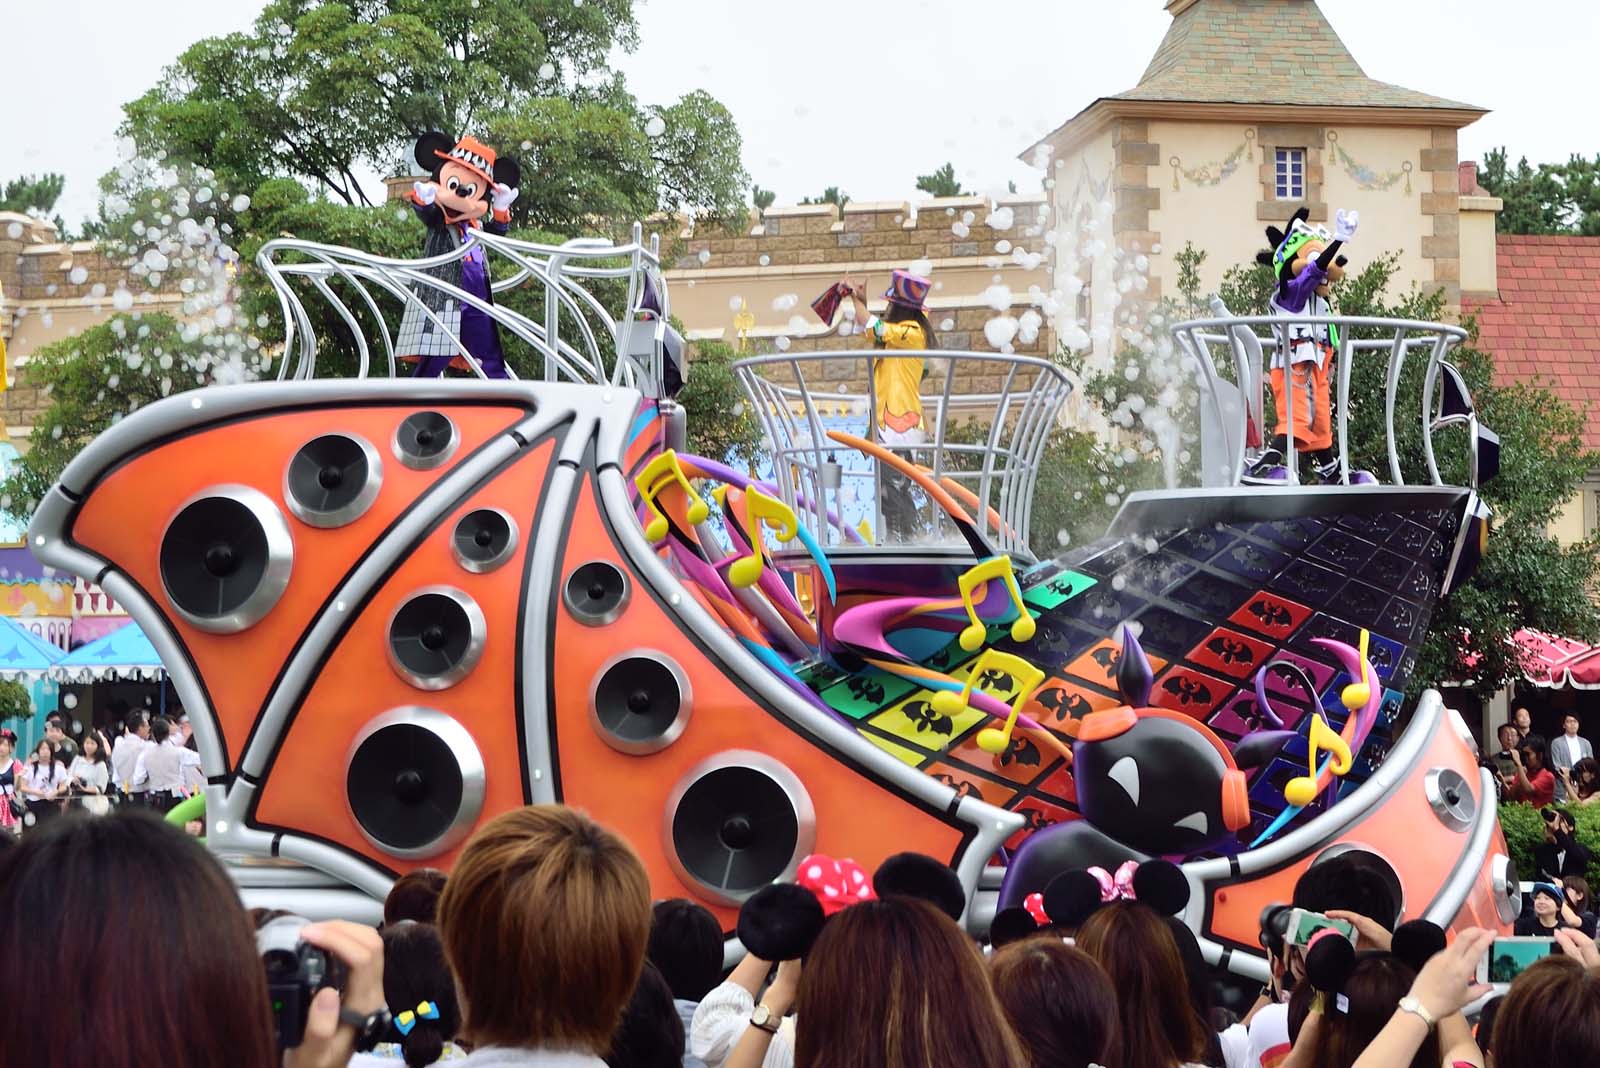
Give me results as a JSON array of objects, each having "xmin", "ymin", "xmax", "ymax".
[{"xmin": 871, "ymin": 318, "xmax": 926, "ymax": 436}]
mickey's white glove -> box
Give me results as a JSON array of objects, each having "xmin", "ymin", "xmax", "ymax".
[
  {"xmin": 1334, "ymin": 208, "xmax": 1359, "ymax": 242},
  {"xmin": 412, "ymin": 181, "xmax": 437, "ymax": 206},
  {"xmin": 492, "ymin": 183, "xmax": 519, "ymax": 212}
]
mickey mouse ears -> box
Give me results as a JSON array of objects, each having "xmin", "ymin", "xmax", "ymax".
[
  {"xmin": 1041, "ymin": 859, "xmax": 1193, "ymax": 929},
  {"xmin": 873, "ymin": 852, "xmax": 966, "ymax": 921},
  {"xmin": 737, "ymin": 883, "xmax": 825, "ymax": 963}
]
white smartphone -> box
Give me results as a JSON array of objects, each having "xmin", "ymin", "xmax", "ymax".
[
  {"xmin": 1287, "ymin": 908, "xmax": 1358, "ymax": 949},
  {"xmin": 1477, "ymin": 937, "xmax": 1557, "ymax": 984}
]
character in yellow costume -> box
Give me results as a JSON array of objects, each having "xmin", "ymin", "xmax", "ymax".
[
  {"xmin": 847, "ymin": 269, "xmax": 936, "ymax": 445},
  {"xmin": 847, "ymin": 270, "xmax": 939, "ymax": 541}
]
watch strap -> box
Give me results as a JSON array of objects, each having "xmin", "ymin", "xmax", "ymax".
[
  {"xmin": 339, "ymin": 1006, "xmax": 391, "ymax": 1052},
  {"xmin": 1397, "ymin": 997, "xmax": 1436, "ymax": 1029},
  {"xmin": 750, "ymin": 1005, "xmax": 780, "ymax": 1035}
]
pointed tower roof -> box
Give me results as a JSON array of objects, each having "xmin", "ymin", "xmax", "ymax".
[
  {"xmin": 1025, "ymin": 0, "xmax": 1484, "ymax": 159},
  {"xmin": 1118, "ymin": 0, "xmax": 1481, "ymax": 110}
]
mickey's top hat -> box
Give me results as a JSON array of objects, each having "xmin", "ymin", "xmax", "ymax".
[
  {"xmin": 435, "ymin": 136, "xmax": 499, "ymax": 187},
  {"xmin": 883, "ymin": 269, "xmax": 931, "ymax": 312}
]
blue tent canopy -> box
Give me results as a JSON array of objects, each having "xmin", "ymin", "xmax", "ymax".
[
  {"xmin": 0, "ymin": 616, "xmax": 67, "ymax": 679},
  {"xmin": 53, "ymin": 621, "xmax": 166, "ymax": 682}
]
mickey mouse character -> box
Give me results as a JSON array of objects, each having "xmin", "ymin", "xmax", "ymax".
[
  {"xmin": 1248, "ymin": 206, "xmax": 1375, "ymax": 485},
  {"xmin": 397, "ymin": 132, "xmax": 521, "ymax": 378}
]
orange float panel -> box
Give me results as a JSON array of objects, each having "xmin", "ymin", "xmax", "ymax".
[
  {"xmin": 250, "ymin": 436, "xmax": 556, "ymax": 872},
  {"xmin": 1206, "ymin": 719, "xmax": 1505, "ymax": 949},
  {"xmin": 551, "ymin": 472, "xmax": 968, "ymax": 929},
  {"xmin": 69, "ymin": 405, "xmax": 529, "ymax": 768}
]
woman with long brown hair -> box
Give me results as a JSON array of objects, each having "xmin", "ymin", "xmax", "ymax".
[
  {"xmin": 990, "ymin": 935, "xmax": 1118, "ymax": 1068},
  {"xmin": 1077, "ymin": 901, "xmax": 1212, "ymax": 1068},
  {"xmin": 0, "ymin": 807, "xmax": 384, "ymax": 1068},
  {"xmin": 793, "ymin": 896, "xmax": 1025, "ymax": 1068}
]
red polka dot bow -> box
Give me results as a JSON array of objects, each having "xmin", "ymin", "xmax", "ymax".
[
  {"xmin": 797, "ymin": 853, "xmax": 876, "ymax": 915},
  {"xmin": 1022, "ymin": 892, "xmax": 1050, "ymax": 927}
]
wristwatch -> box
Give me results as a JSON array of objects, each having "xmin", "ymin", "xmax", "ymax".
[
  {"xmin": 339, "ymin": 1005, "xmax": 393, "ymax": 1052},
  {"xmin": 1396, "ymin": 996, "xmax": 1436, "ymax": 1029},
  {"xmin": 750, "ymin": 1004, "xmax": 781, "ymax": 1035}
]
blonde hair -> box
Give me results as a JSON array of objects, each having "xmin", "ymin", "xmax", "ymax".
[{"xmin": 438, "ymin": 805, "xmax": 652, "ymax": 1052}]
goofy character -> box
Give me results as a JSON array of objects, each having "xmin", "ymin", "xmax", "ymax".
[
  {"xmin": 397, "ymin": 132, "xmax": 521, "ymax": 378},
  {"xmin": 1247, "ymin": 206, "xmax": 1374, "ymax": 485}
]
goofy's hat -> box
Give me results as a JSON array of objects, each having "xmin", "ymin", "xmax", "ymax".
[{"xmin": 883, "ymin": 269, "xmax": 932, "ymax": 312}]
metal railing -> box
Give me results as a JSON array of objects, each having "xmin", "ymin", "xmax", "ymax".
[
  {"xmin": 254, "ymin": 223, "xmax": 671, "ymax": 394},
  {"xmin": 1172, "ymin": 304, "xmax": 1478, "ymax": 489},
  {"xmin": 733, "ymin": 351, "xmax": 1075, "ymax": 559}
]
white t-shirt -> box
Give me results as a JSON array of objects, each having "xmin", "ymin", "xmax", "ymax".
[
  {"xmin": 1218, "ymin": 1021, "xmax": 1258, "ymax": 1068},
  {"xmin": 1247, "ymin": 1001, "xmax": 1293, "ymax": 1068},
  {"xmin": 68, "ymin": 757, "xmax": 109, "ymax": 793},
  {"xmin": 22, "ymin": 760, "xmax": 66, "ymax": 795},
  {"xmin": 689, "ymin": 979, "xmax": 795, "ymax": 1068}
]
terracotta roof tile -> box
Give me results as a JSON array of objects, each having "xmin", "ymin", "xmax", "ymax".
[{"xmin": 1465, "ymin": 234, "xmax": 1600, "ymax": 448}]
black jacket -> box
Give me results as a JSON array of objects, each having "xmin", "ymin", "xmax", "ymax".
[{"xmin": 1534, "ymin": 833, "xmax": 1592, "ymax": 882}]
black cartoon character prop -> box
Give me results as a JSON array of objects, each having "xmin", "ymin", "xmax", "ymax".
[
  {"xmin": 996, "ymin": 626, "xmax": 1290, "ymax": 910},
  {"xmin": 1248, "ymin": 205, "xmax": 1376, "ymax": 485},
  {"xmin": 398, "ymin": 132, "xmax": 521, "ymax": 379}
]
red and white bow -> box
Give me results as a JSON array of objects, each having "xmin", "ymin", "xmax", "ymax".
[
  {"xmin": 1022, "ymin": 892, "xmax": 1050, "ymax": 927},
  {"xmin": 796, "ymin": 854, "xmax": 876, "ymax": 916},
  {"xmin": 1088, "ymin": 861, "xmax": 1140, "ymax": 902}
]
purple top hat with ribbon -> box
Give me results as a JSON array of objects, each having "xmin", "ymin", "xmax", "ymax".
[{"xmin": 884, "ymin": 269, "xmax": 931, "ymax": 311}]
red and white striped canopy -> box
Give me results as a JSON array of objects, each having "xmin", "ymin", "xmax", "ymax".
[{"xmin": 1518, "ymin": 628, "xmax": 1600, "ymax": 689}]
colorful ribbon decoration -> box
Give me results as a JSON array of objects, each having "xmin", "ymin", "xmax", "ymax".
[
  {"xmin": 394, "ymin": 1000, "xmax": 441, "ymax": 1036},
  {"xmin": 1087, "ymin": 860, "xmax": 1141, "ymax": 903}
]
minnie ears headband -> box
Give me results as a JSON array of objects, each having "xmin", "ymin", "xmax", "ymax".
[
  {"xmin": 989, "ymin": 859, "xmax": 1193, "ymax": 947},
  {"xmin": 1303, "ymin": 919, "xmax": 1448, "ymax": 1012},
  {"xmin": 737, "ymin": 851, "xmax": 967, "ymax": 961}
]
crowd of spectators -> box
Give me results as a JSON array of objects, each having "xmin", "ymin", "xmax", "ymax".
[{"xmin": 0, "ymin": 797, "xmax": 1596, "ymax": 1068}]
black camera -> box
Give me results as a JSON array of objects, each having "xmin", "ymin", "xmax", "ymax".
[
  {"xmin": 258, "ymin": 916, "xmax": 346, "ymax": 1050},
  {"xmin": 1259, "ymin": 903, "xmax": 1294, "ymax": 956}
]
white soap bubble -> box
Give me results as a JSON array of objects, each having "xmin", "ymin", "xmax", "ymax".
[
  {"xmin": 728, "ymin": 296, "xmax": 743, "ymax": 312},
  {"xmin": 231, "ymin": 194, "xmax": 251, "ymax": 211},
  {"xmin": 644, "ymin": 115, "xmax": 666, "ymax": 138},
  {"xmin": 983, "ymin": 284, "xmax": 1013, "ymax": 311},
  {"xmin": 984, "ymin": 316, "xmax": 1018, "ymax": 348},
  {"xmin": 995, "ymin": 240, "xmax": 1012, "ymax": 254},
  {"xmin": 951, "ymin": 222, "xmax": 969, "ymax": 239},
  {"xmin": 787, "ymin": 315, "xmax": 809, "ymax": 335},
  {"xmin": 771, "ymin": 293, "xmax": 799, "ymax": 311},
  {"xmin": 759, "ymin": 254, "xmax": 770, "ymax": 266},
  {"xmin": 939, "ymin": 318, "xmax": 955, "ymax": 331},
  {"xmin": 986, "ymin": 206, "xmax": 1015, "ymax": 230},
  {"xmin": 774, "ymin": 335, "xmax": 791, "ymax": 351},
  {"xmin": 5, "ymin": 222, "xmax": 22, "ymax": 239},
  {"xmin": 68, "ymin": 266, "xmax": 88, "ymax": 285},
  {"xmin": 909, "ymin": 257, "xmax": 933, "ymax": 277},
  {"xmin": 696, "ymin": 249, "xmax": 711, "ymax": 265},
  {"xmin": 539, "ymin": 62, "xmax": 556, "ymax": 80},
  {"xmin": 962, "ymin": 210, "xmax": 975, "ymax": 224}
]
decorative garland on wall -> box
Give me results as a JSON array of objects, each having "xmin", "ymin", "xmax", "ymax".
[
  {"xmin": 1326, "ymin": 131, "xmax": 1413, "ymax": 194},
  {"xmin": 1168, "ymin": 130, "xmax": 1254, "ymax": 191}
]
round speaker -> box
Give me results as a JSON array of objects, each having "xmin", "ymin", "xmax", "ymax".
[
  {"xmin": 386, "ymin": 586, "xmax": 487, "ymax": 690},
  {"xmin": 159, "ymin": 485, "xmax": 293, "ymax": 634},
  {"xmin": 345, "ymin": 707, "xmax": 484, "ymax": 858},
  {"xmin": 392, "ymin": 411, "xmax": 459, "ymax": 471},
  {"xmin": 590, "ymin": 651, "xmax": 691, "ymax": 755},
  {"xmin": 563, "ymin": 561, "xmax": 630, "ymax": 626},
  {"xmin": 452, "ymin": 508, "xmax": 519, "ymax": 574},
  {"xmin": 283, "ymin": 433, "xmax": 382, "ymax": 528},
  {"xmin": 664, "ymin": 753, "xmax": 815, "ymax": 905}
]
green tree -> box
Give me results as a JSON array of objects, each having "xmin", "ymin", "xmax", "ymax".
[
  {"xmin": 0, "ymin": 313, "xmax": 259, "ymax": 516},
  {"xmin": 1218, "ymin": 251, "xmax": 1600, "ymax": 696},
  {"xmin": 1, "ymin": 173, "xmax": 67, "ymax": 233},
  {"xmin": 915, "ymin": 163, "xmax": 966, "ymax": 198},
  {"xmin": 802, "ymin": 187, "xmax": 849, "ymax": 210},
  {"xmin": 121, "ymin": 0, "xmax": 745, "ymax": 223},
  {"xmin": 1174, "ymin": 240, "xmax": 1208, "ymax": 318},
  {"xmin": 0, "ymin": 680, "xmax": 31, "ymax": 724},
  {"xmin": 677, "ymin": 338, "xmax": 763, "ymax": 469},
  {"xmin": 1479, "ymin": 148, "xmax": 1575, "ymax": 235},
  {"xmin": 752, "ymin": 184, "xmax": 776, "ymax": 214}
]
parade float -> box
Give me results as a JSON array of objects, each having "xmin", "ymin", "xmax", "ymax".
[{"xmin": 25, "ymin": 215, "xmax": 1514, "ymax": 981}]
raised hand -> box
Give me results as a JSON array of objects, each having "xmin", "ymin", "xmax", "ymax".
[
  {"xmin": 492, "ymin": 183, "xmax": 519, "ymax": 212},
  {"xmin": 412, "ymin": 181, "xmax": 438, "ymax": 206},
  {"xmin": 1334, "ymin": 208, "xmax": 1360, "ymax": 242}
]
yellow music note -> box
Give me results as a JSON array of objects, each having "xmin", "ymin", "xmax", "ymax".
[
  {"xmin": 1340, "ymin": 629, "xmax": 1372, "ymax": 711},
  {"xmin": 955, "ymin": 556, "xmax": 1037, "ymax": 652},
  {"xmin": 635, "ymin": 450, "xmax": 707, "ymax": 542},
  {"xmin": 1283, "ymin": 713, "xmax": 1354, "ymax": 807},
  {"xmin": 929, "ymin": 650, "xmax": 1046, "ymax": 753},
  {"xmin": 727, "ymin": 487, "xmax": 799, "ymax": 589}
]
